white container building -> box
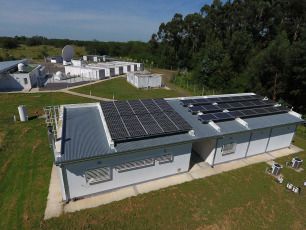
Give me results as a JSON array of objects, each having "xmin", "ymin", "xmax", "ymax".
[{"xmin": 127, "ymin": 71, "xmax": 162, "ymax": 88}]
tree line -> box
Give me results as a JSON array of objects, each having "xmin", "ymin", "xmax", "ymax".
[{"xmin": 150, "ymin": 0, "xmax": 306, "ymax": 113}]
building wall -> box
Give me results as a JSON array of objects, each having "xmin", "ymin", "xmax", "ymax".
[
  {"xmin": 246, "ymin": 129, "xmax": 270, "ymax": 156},
  {"xmin": 0, "ymin": 69, "xmax": 39, "ymax": 89},
  {"xmin": 193, "ymin": 124, "xmax": 297, "ymax": 166},
  {"xmin": 213, "ymin": 133, "xmax": 251, "ymax": 164},
  {"xmin": 63, "ymin": 143, "xmax": 192, "ymax": 199},
  {"xmin": 65, "ymin": 66, "xmax": 105, "ymax": 80},
  {"xmin": 266, "ymin": 124, "xmax": 296, "ymax": 152}
]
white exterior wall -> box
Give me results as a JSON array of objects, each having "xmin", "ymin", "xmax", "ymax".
[
  {"xmin": 65, "ymin": 66, "xmax": 105, "ymax": 80},
  {"xmin": 212, "ymin": 133, "xmax": 251, "ymax": 165},
  {"xmin": 135, "ymin": 76, "xmax": 162, "ymax": 88},
  {"xmin": 246, "ymin": 129, "xmax": 270, "ymax": 156},
  {"xmin": 0, "ymin": 66, "xmax": 41, "ymax": 90},
  {"xmin": 137, "ymin": 63, "xmax": 144, "ymax": 71},
  {"xmin": 114, "ymin": 66, "xmax": 123, "ymax": 75},
  {"xmin": 63, "ymin": 143, "xmax": 192, "ymax": 199},
  {"xmin": 83, "ymin": 56, "xmax": 88, "ymax": 61},
  {"xmin": 266, "ymin": 125, "xmax": 296, "ymax": 152}
]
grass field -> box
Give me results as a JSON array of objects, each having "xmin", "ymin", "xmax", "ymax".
[
  {"xmin": 0, "ymin": 92, "xmax": 305, "ymax": 229},
  {"xmin": 71, "ymin": 77, "xmax": 183, "ymax": 100},
  {"xmin": 0, "ymin": 44, "xmax": 86, "ymax": 62}
]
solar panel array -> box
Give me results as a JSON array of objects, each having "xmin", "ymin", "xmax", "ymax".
[
  {"xmin": 101, "ymin": 98, "xmax": 193, "ymax": 141},
  {"xmin": 180, "ymin": 94, "xmax": 290, "ymax": 124},
  {"xmin": 198, "ymin": 106, "xmax": 289, "ymax": 123},
  {"xmin": 181, "ymin": 94, "xmax": 263, "ymax": 107}
]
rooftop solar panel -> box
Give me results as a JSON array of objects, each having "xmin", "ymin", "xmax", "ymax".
[
  {"xmin": 218, "ymin": 97, "xmax": 233, "ymax": 102},
  {"xmin": 202, "ymin": 104, "xmax": 222, "ymax": 112},
  {"xmin": 193, "ymin": 98, "xmax": 210, "ymax": 105},
  {"xmin": 180, "ymin": 99, "xmax": 196, "ymax": 106},
  {"xmin": 241, "ymin": 109, "xmax": 258, "ymax": 117},
  {"xmin": 227, "ymin": 110, "xmax": 245, "ymax": 117},
  {"xmin": 198, "ymin": 114, "xmax": 218, "ymax": 123},
  {"xmin": 207, "ymin": 97, "xmax": 221, "ymax": 103},
  {"xmin": 217, "ymin": 103, "xmax": 232, "ymax": 110},
  {"xmin": 213, "ymin": 112, "xmax": 234, "ymax": 120}
]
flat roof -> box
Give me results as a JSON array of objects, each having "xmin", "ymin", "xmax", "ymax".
[
  {"xmin": 12, "ymin": 65, "xmax": 37, "ymax": 74},
  {"xmin": 0, "ymin": 59, "xmax": 28, "ymax": 74},
  {"xmin": 56, "ymin": 94, "xmax": 303, "ymax": 164}
]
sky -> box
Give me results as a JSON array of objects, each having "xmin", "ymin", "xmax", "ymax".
[{"xmin": 0, "ymin": 0, "xmax": 222, "ymax": 42}]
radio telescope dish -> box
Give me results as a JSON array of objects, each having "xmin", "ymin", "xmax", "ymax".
[{"xmin": 62, "ymin": 45, "xmax": 75, "ymax": 62}]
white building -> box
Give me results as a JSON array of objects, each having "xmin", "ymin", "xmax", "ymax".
[
  {"xmin": 127, "ymin": 71, "xmax": 162, "ymax": 88},
  {"xmin": 64, "ymin": 65, "xmax": 106, "ymax": 80},
  {"xmin": 0, "ymin": 59, "xmax": 46, "ymax": 90},
  {"xmin": 47, "ymin": 93, "xmax": 303, "ymax": 202}
]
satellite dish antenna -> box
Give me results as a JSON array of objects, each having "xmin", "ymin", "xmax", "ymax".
[{"xmin": 62, "ymin": 45, "xmax": 75, "ymax": 65}]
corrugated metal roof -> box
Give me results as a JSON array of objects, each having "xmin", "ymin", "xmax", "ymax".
[
  {"xmin": 0, "ymin": 59, "xmax": 28, "ymax": 73},
  {"xmin": 57, "ymin": 98, "xmax": 304, "ymax": 164}
]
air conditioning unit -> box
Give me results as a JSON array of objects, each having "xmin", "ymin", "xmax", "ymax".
[
  {"xmin": 271, "ymin": 163, "xmax": 283, "ymax": 176},
  {"xmin": 291, "ymin": 157, "xmax": 303, "ymax": 169}
]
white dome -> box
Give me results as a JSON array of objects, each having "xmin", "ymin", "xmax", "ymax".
[
  {"xmin": 18, "ymin": 63, "xmax": 25, "ymax": 72},
  {"xmin": 56, "ymin": 71, "xmax": 63, "ymax": 76}
]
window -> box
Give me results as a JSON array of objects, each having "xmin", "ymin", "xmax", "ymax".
[
  {"xmin": 85, "ymin": 166, "xmax": 111, "ymax": 184},
  {"xmin": 221, "ymin": 142, "xmax": 237, "ymax": 155},
  {"xmin": 24, "ymin": 78, "xmax": 28, "ymax": 85},
  {"xmin": 156, "ymin": 154, "xmax": 173, "ymax": 164},
  {"xmin": 115, "ymin": 158, "xmax": 154, "ymax": 172}
]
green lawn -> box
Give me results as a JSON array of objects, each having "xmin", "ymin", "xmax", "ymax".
[
  {"xmin": 71, "ymin": 77, "xmax": 182, "ymax": 100},
  {"xmin": 0, "ymin": 93, "xmax": 97, "ymax": 230},
  {"xmin": 0, "ymin": 93, "xmax": 305, "ymax": 229}
]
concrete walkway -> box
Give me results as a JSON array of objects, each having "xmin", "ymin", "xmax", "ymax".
[{"xmin": 44, "ymin": 145, "xmax": 303, "ymax": 219}]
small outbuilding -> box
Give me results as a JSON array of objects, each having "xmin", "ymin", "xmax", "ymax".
[
  {"xmin": 127, "ymin": 70, "xmax": 162, "ymax": 88},
  {"xmin": 0, "ymin": 59, "xmax": 46, "ymax": 90}
]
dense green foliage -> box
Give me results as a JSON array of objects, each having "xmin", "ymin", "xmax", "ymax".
[{"xmin": 151, "ymin": 0, "xmax": 306, "ymax": 113}]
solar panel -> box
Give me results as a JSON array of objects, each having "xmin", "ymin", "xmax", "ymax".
[
  {"xmin": 166, "ymin": 112, "xmax": 193, "ymax": 131},
  {"xmin": 188, "ymin": 106, "xmax": 203, "ymax": 114},
  {"xmin": 202, "ymin": 104, "xmax": 222, "ymax": 113},
  {"xmin": 180, "ymin": 99, "xmax": 196, "ymax": 106},
  {"xmin": 217, "ymin": 103, "xmax": 232, "ymax": 110},
  {"xmin": 151, "ymin": 113, "xmax": 178, "ymax": 132},
  {"xmin": 218, "ymin": 97, "xmax": 233, "ymax": 102},
  {"xmin": 137, "ymin": 114, "xmax": 163, "ymax": 135},
  {"xmin": 240, "ymin": 95, "xmax": 254, "ymax": 100},
  {"xmin": 252, "ymin": 108, "xmax": 268, "ymax": 115},
  {"xmin": 127, "ymin": 100, "xmax": 148, "ymax": 114},
  {"xmin": 250, "ymin": 100, "xmax": 266, "ymax": 106},
  {"xmin": 264, "ymin": 107, "xmax": 280, "ymax": 113},
  {"xmin": 241, "ymin": 109, "xmax": 258, "ymax": 117},
  {"xmin": 193, "ymin": 98, "xmax": 210, "ymax": 105},
  {"xmin": 121, "ymin": 115, "xmax": 147, "ymax": 137},
  {"xmin": 105, "ymin": 116, "xmax": 129, "ymax": 139},
  {"xmin": 100, "ymin": 101, "xmax": 119, "ymax": 117},
  {"xmin": 198, "ymin": 114, "xmax": 217, "ymax": 123},
  {"xmin": 251, "ymin": 95, "xmax": 263, "ymax": 99},
  {"xmin": 227, "ymin": 110, "xmax": 245, "ymax": 118},
  {"xmin": 115, "ymin": 100, "xmax": 134, "ymax": 116},
  {"xmin": 153, "ymin": 98, "xmax": 174, "ymax": 112},
  {"xmin": 262, "ymin": 100, "xmax": 275, "ymax": 106},
  {"xmin": 229, "ymin": 102, "xmax": 244, "ymax": 109},
  {"xmin": 239, "ymin": 101, "xmax": 255, "ymax": 107},
  {"xmin": 229, "ymin": 96, "xmax": 244, "ymax": 101},
  {"xmin": 213, "ymin": 112, "xmax": 234, "ymax": 120},
  {"xmin": 141, "ymin": 99, "xmax": 162, "ymax": 113},
  {"xmin": 207, "ymin": 97, "xmax": 221, "ymax": 103}
]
